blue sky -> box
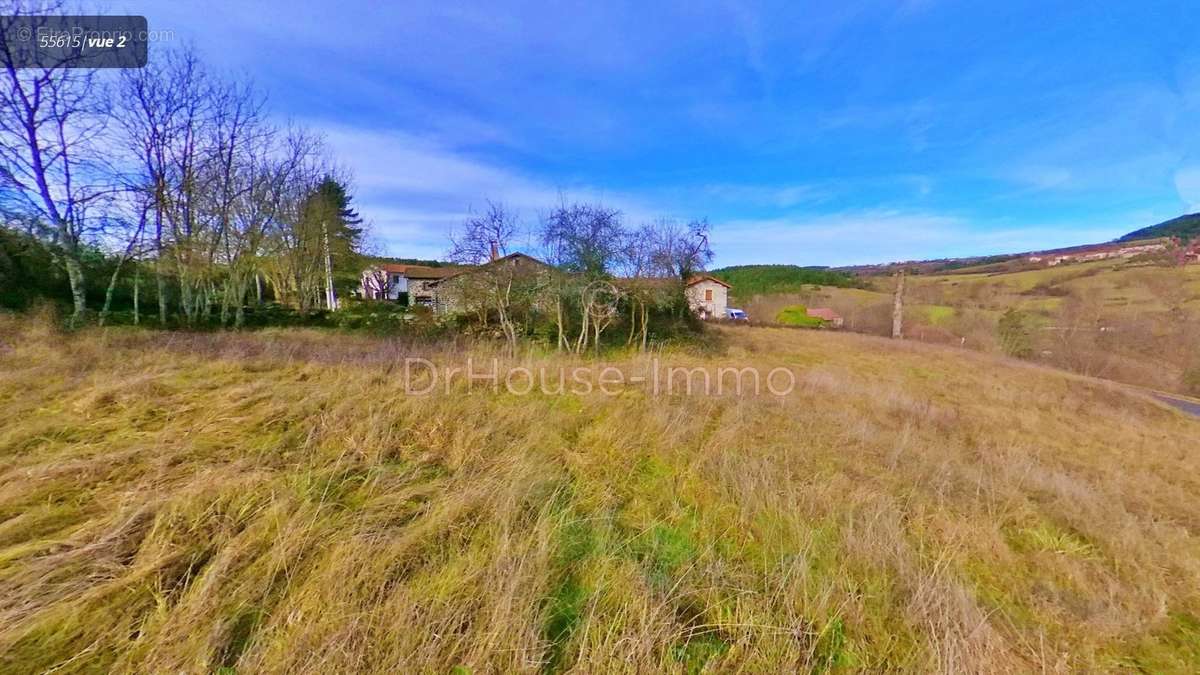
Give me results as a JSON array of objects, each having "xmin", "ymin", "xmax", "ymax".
[{"xmin": 122, "ymin": 1, "xmax": 1200, "ymax": 266}]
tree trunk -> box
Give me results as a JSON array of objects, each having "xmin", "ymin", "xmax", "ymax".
[
  {"xmin": 99, "ymin": 259, "xmax": 126, "ymax": 326},
  {"xmin": 892, "ymin": 270, "xmax": 905, "ymax": 340},
  {"xmin": 575, "ymin": 308, "xmax": 589, "ymax": 354},
  {"xmin": 63, "ymin": 255, "xmax": 87, "ymax": 326},
  {"xmin": 156, "ymin": 263, "xmax": 168, "ymax": 325},
  {"xmin": 133, "ymin": 271, "xmax": 140, "ymax": 326},
  {"xmin": 575, "ymin": 289, "xmax": 590, "ymax": 354},
  {"xmin": 155, "ymin": 206, "xmax": 168, "ymax": 325},
  {"xmin": 627, "ymin": 300, "xmax": 638, "ymax": 345},
  {"xmin": 178, "ymin": 272, "xmax": 194, "ymax": 325},
  {"xmin": 323, "ymin": 221, "xmax": 337, "ymax": 310},
  {"xmin": 641, "ymin": 304, "xmax": 649, "ymax": 352},
  {"xmin": 555, "ymin": 296, "xmax": 567, "ymax": 352}
]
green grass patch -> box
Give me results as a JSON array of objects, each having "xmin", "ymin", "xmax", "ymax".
[
  {"xmin": 635, "ymin": 521, "xmax": 700, "ymax": 588},
  {"xmin": 541, "ymin": 493, "xmax": 597, "ymax": 674},
  {"xmin": 813, "ymin": 616, "xmax": 858, "ymax": 672},
  {"xmin": 919, "ymin": 304, "xmax": 955, "ymax": 325},
  {"xmin": 671, "ymin": 632, "xmax": 730, "ymax": 674},
  {"xmin": 1114, "ymin": 611, "xmax": 1200, "ymax": 672},
  {"xmin": 776, "ymin": 305, "xmax": 825, "ymax": 328},
  {"xmin": 1005, "ymin": 522, "xmax": 1098, "ymax": 557},
  {"xmin": 217, "ymin": 607, "xmax": 266, "ymax": 670}
]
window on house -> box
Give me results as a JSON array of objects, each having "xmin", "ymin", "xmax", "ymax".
[{"xmin": 705, "ymin": 289, "xmax": 713, "ymax": 302}]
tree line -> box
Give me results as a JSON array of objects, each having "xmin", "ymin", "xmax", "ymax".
[
  {"xmin": 2, "ymin": 4, "xmax": 720, "ymax": 348},
  {"xmin": 443, "ymin": 200, "xmax": 715, "ymax": 354},
  {"xmin": 0, "ymin": 8, "xmax": 364, "ymax": 327}
]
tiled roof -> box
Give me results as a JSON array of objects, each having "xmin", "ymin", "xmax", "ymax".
[
  {"xmin": 806, "ymin": 307, "xmax": 842, "ymax": 321},
  {"xmin": 378, "ymin": 264, "xmax": 461, "ymax": 279},
  {"xmin": 685, "ymin": 275, "xmax": 732, "ymax": 288}
]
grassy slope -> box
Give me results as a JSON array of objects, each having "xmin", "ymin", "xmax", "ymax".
[
  {"xmin": 1, "ymin": 316, "xmax": 1199, "ymax": 672},
  {"xmin": 743, "ymin": 260, "xmax": 1200, "ymax": 325},
  {"xmin": 744, "ymin": 287, "xmax": 890, "ymax": 324},
  {"xmin": 907, "ymin": 260, "xmax": 1200, "ymax": 312}
]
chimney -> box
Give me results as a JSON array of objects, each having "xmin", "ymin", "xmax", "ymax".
[{"xmin": 489, "ymin": 240, "xmax": 499, "ymax": 262}]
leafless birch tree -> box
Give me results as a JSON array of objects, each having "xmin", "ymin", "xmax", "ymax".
[{"xmin": 0, "ymin": 7, "xmax": 116, "ymax": 323}]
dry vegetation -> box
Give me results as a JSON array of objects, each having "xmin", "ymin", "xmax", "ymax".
[
  {"xmin": 1, "ymin": 312, "xmax": 1199, "ymax": 673},
  {"xmin": 743, "ymin": 260, "xmax": 1200, "ymax": 395}
]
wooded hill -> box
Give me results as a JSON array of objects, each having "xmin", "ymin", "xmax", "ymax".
[
  {"xmin": 709, "ymin": 264, "xmax": 866, "ymax": 301},
  {"xmin": 1118, "ymin": 213, "xmax": 1200, "ymax": 242}
]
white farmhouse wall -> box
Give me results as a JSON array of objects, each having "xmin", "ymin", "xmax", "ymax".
[
  {"xmin": 387, "ymin": 274, "xmax": 408, "ymax": 300},
  {"xmin": 685, "ymin": 280, "xmax": 728, "ymax": 319}
]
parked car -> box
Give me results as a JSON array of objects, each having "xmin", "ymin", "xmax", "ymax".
[{"xmin": 726, "ymin": 308, "xmax": 749, "ymax": 321}]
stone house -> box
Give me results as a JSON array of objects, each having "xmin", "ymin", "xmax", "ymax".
[{"xmin": 684, "ymin": 275, "xmax": 730, "ymax": 319}]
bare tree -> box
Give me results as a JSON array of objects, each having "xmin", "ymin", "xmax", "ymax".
[
  {"xmin": 447, "ymin": 201, "xmax": 534, "ymax": 354},
  {"xmin": 648, "ymin": 217, "xmax": 714, "ymax": 281},
  {"xmin": 222, "ymin": 123, "xmax": 287, "ymax": 325},
  {"xmin": 97, "ymin": 199, "xmax": 150, "ymax": 326},
  {"xmin": 537, "ymin": 201, "xmax": 628, "ymax": 352},
  {"xmin": 577, "ymin": 278, "xmax": 621, "ymax": 355},
  {"xmin": 449, "ymin": 200, "xmax": 517, "ymax": 264},
  {"xmin": 0, "ymin": 7, "xmax": 116, "ymax": 323},
  {"xmin": 260, "ymin": 127, "xmax": 334, "ymax": 313},
  {"xmin": 617, "ymin": 222, "xmax": 673, "ymax": 350},
  {"xmin": 117, "ymin": 47, "xmax": 202, "ymax": 323},
  {"xmin": 540, "ymin": 201, "xmax": 624, "ymax": 277},
  {"xmin": 205, "ymin": 76, "xmax": 267, "ymax": 323},
  {"xmin": 152, "ymin": 49, "xmax": 213, "ymax": 324}
]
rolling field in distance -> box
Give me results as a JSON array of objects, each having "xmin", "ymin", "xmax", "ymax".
[
  {"xmin": 1, "ymin": 313, "xmax": 1199, "ymax": 672},
  {"xmin": 739, "ymin": 260, "xmax": 1200, "ymax": 395}
]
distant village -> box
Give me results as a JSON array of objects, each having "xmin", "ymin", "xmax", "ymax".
[
  {"xmin": 1025, "ymin": 237, "xmax": 1200, "ymax": 267},
  {"xmin": 357, "ymin": 250, "xmax": 743, "ymax": 321}
]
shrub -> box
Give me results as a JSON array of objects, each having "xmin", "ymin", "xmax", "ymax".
[{"xmin": 997, "ymin": 308, "xmax": 1034, "ymax": 358}]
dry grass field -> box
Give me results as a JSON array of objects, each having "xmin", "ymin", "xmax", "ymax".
[{"xmin": 1, "ymin": 313, "xmax": 1199, "ymax": 673}]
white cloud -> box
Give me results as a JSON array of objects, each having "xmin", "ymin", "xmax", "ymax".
[
  {"xmin": 711, "ymin": 210, "xmax": 1133, "ymax": 267},
  {"xmin": 1173, "ymin": 166, "xmax": 1200, "ymax": 212},
  {"xmin": 314, "ymin": 122, "xmax": 1140, "ymax": 267},
  {"xmin": 313, "ymin": 123, "xmax": 673, "ymax": 257}
]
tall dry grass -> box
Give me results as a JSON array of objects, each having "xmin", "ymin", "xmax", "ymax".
[{"xmin": 0, "ymin": 312, "xmax": 1198, "ymax": 673}]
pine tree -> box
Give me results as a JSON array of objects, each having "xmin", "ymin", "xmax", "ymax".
[{"xmin": 301, "ymin": 177, "xmax": 364, "ymax": 309}]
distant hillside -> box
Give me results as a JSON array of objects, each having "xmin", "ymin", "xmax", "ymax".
[
  {"xmin": 836, "ymin": 254, "xmax": 1022, "ymax": 277},
  {"xmin": 710, "ymin": 264, "xmax": 867, "ymax": 299},
  {"xmin": 1118, "ymin": 213, "xmax": 1200, "ymax": 242},
  {"xmin": 366, "ymin": 256, "xmax": 449, "ymax": 267}
]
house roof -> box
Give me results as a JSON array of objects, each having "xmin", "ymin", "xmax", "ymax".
[
  {"xmin": 378, "ymin": 263, "xmax": 460, "ymax": 279},
  {"xmin": 806, "ymin": 307, "xmax": 842, "ymax": 321},
  {"xmin": 430, "ymin": 252, "xmax": 551, "ymax": 284},
  {"xmin": 685, "ymin": 275, "xmax": 732, "ymax": 288}
]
